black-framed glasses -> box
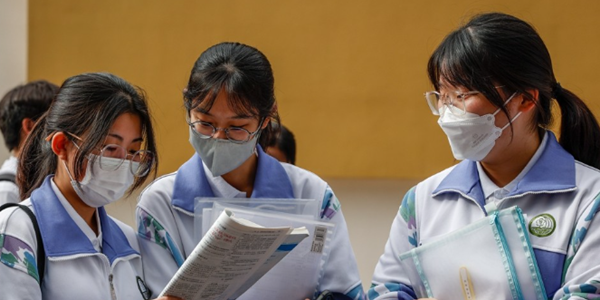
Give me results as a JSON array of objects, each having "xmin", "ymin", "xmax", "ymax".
[
  {"xmin": 187, "ymin": 117, "xmax": 265, "ymax": 144},
  {"xmin": 67, "ymin": 132, "xmax": 154, "ymax": 177}
]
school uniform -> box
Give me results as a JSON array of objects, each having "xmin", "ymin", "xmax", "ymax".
[
  {"xmin": 0, "ymin": 156, "xmax": 19, "ymax": 205},
  {"xmin": 0, "ymin": 176, "xmax": 145, "ymax": 300},
  {"xmin": 136, "ymin": 146, "xmax": 364, "ymax": 299},
  {"xmin": 368, "ymin": 131, "xmax": 600, "ymax": 300}
]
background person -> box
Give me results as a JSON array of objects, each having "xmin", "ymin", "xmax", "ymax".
[
  {"xmin": 0, "ymin": 80, "xmax": 58, "ymax": 204},
  {"xmin": 265, "ymin": 122, "xmax": 296, "ymax": 165},
  {"xmin": 368, "ymin": 12, "xmax": 600, "ymax": 300}
]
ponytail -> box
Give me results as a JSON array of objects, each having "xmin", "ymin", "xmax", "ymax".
[
  {"xmin": 17, "ymin": 112, "xmax": 57, "ymax": 200},
  {"xmin": 553, "ymin": 83, "xmax": 600, "ymax": 169}
]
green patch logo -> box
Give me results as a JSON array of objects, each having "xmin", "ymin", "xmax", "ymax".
[{"xmin": 529, "ymin": 213, "xmax": 556, "ymax": 237}]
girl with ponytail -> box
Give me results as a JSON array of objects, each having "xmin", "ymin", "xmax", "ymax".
[
  {"xmin": 0, "ymin": 72, "xmax": 178, "ymax": 300},
  {"xmin": 370, "ymin": 12, "xmax": 600, "ymax": 300}
]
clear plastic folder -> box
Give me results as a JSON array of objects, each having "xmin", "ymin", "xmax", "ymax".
[{"xmin": 399, "ymin": 206, "xmax": 546, "ymax": 300}]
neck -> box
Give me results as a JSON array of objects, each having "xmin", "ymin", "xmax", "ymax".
[
  {"xmin": 53, "ymin": 166, "xmax": 99, "ymax": 234},
  {"xmin": 480, "ymin": 130, "xmax": 542, "ymax": 187},
  {"xmin": 221, "ymin": 152, "xmax": 258, "ymax": 197}
]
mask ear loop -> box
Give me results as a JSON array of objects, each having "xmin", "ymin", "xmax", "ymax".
[{"xmin": 492, "ymin": 92, "xmax": 522, "ymax": 130}]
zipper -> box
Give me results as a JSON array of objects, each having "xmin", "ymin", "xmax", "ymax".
[{"xmin": 109, "ymin": 273, "xmax": 117, "ymax": 300}]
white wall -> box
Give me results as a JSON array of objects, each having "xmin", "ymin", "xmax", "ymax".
[{"xmin": 0, "ymin": 0, "xmax": 28, "ymax": 160}]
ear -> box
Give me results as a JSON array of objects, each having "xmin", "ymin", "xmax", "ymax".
[
  {"xmin": 50, "ymin": 132, "xmax": 72, "ymax": 160},
  {"xmin": 518, "ymin": 89, "xmax": 538, "ymax": 113},
  {"xmin": 21, "ymin": 118, "xmax": 36, "ymax": 135}
]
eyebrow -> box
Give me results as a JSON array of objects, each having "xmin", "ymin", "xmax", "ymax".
[
  {"xmin": 107, "ymin": 133, "xmax": 143, "ymax": 143},
  {"xmin": 193, "ymin": 107, "xmax": 253, "ymax": 119}
]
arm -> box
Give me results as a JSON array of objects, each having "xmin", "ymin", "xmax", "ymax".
[
  {"xmin": 136, "ymin": 182, "xmax": 187, "ymax": 299},
  {"xmin": 553, "ymin": 193, "xmax": 600, "ymax": 300},
  {"xmin": 367, "ymin": 187, "xmax": 418, "ymax": 300},
  {"xmin": 318, "ymin": 187, "xmax": 365, "ymax": 300},
  {"xmin": 0, "ymin": 207, "xmax": 43, "ymax": 300}
]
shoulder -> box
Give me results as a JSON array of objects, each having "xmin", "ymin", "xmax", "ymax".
[
  {"xmin": 414, "ymin": 164, "xmax": 457, "ymax": 194},
  {"xmin": 0, "ymin": 200, "xmax": 40, "ymax": 281},
  {"xmin": 137, "ymin": 172, "xmax": 177, "ymax": 210},
  {"xmin": 280, "ymin": 163, "xmax": 328, "ymax": 198},
  {"xmin": 108, "ymin": 215, "xmax": 140, "ymax": 251}
]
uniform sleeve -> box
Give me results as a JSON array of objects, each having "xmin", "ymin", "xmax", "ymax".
[
  {"xmin": 368, "ymin": 187, "xmax": 418, "ymax": 300},
  {"xmin": 318, "ymin": 186, "xmax": 365, "ymax": 300},
  {"xmin": 0, "ymin": 207, "xmax": 43, "ymax": 300},
  {"xmin": 553, "ymin": 193, "xmax": 600, "ymax": 300},
  {"xmin": 136, "ymin": 183, "xmax": 186, "ymax": 298}
]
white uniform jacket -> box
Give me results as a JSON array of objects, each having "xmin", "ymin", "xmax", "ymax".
[
  {"xmin": 0, "ymin": 176, "xmax": 147, "ymax": 300},
  {"xmin": 136, "ymin": 146, "xmax": 364, "ymax": 299},
  {"xmin": 0, "ymin": 156, "xmax": 19, "ymax": 205},
  {"xmin": 369, "ymin": 132, "xmax": 600, "ymax": 300}
]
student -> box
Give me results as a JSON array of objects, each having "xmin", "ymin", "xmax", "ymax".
[
  {"xmin": 265, "ymin": 123, "xmax": 296, "ymax": 164},
  {"xmin": 368, "ymin": 12, "xmax": 600, "ymax": 300},
  {"xmin": 0, "ymin": 72, "xmax": 177, "ymax": 300},
  {"xmin": 136, "ymin": 42, "xmax": 364, "ymax": 300},
  {"xmin": 0, "ymin": 80, "xmax": 58, "ymax": 205}
]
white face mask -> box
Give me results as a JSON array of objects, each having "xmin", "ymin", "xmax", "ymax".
[
  {"xmin": 63, "ymin": 155, "xmax": 137, "ymax": 208},
  {"xmin": 438, "ymin": 93, "xmax": 521, "ymax": 161},
  {"xmin": 188, "ymin": 128, "xmax": 259, "ymax": 177}
]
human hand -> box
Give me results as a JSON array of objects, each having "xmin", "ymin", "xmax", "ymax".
[{"xmin": 153, "ymin": 296, "xmax": 183, "ymax": 300}]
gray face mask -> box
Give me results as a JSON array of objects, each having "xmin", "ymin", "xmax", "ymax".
[{"xmin": 188, "ymin": 128, "xmax": 260, "ymax": 176}]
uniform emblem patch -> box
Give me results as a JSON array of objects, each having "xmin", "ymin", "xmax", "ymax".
[{"xmin": 528, "ymin": 213, "xmax": 556, "ymax": 237}]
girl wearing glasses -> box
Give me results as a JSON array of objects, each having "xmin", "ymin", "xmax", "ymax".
[
  {"xmin": 136, "ymin": 42, "xmax": 363, "ymax": 300},
  {"xmin": 369, "ymin": 13, "xmax": 600, "ymax": 300},
  {"xmin": 0, "ymin": 73, "xmax": 176, "ymax": 299}
]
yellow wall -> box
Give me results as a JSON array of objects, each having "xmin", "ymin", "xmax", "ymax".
[{"xmin": 28, "ymin": 1, "xmax": 600, "ymax": 179}]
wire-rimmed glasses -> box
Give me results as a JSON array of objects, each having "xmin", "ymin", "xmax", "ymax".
[
  {"xmin": 424, "ymin": 90, "xmax": 481, "ymax": 116},
  {"xmin": 187, "ymin": 117, "xmax": 264, "ymax": 144},
  {"xmin": 67, "ymin": 132, "xmax": 154, "ymax": 177}
]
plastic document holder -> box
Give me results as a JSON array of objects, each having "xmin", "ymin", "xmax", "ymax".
[
  {"xmin": 194, "ymin": 198, "xmax": 335, "ymax": 300},
  {"xmin": 194, "ymin": 197, "xmax": 320, "ymax": 243},
  {"xmin": 399, "ymin": 206, "xmax": 546, "ymax": 300}
]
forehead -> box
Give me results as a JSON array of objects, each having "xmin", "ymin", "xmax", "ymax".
[{"xmin": 194, "ymin": 89, "xmax": 255, "ymax": 118}]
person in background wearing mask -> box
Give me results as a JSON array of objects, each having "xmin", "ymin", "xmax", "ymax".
[
  {"xmin": 265, "ymin": 123, "xmax": 296, "ymax": 165},
  {"xmin": 0, "ymin": 73, "xmax": 179, "ymax": 300},
  {"xmin": 0, "ymin": 80, "xmax": 58, "ymax": 205},
  {"xmin": 136, "ymin": 42, "xmax": 363, "ymax": 300},
  {"xmin": 369, "ymin": 12, "xmax": 600, "ymax": 300}
]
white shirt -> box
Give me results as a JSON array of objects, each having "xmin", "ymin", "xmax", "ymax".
[
  {"xmin": 478, "ymin": 133, "xmax": 548, "ymax": 204},
  {"xmin": 0, "ymin": 156, "xmax": 19, "ymax": 205}
]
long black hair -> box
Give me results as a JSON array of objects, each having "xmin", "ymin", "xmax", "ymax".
[
  {"xmin": 18, "ymin": 72, "xmax": 158, "ymax": 199},
  {"xmin": 184, "ymin": 42, "xmax": 280, "ymax": 147},
  {"xmin": 428, "ymin": 12, "xmax": 600, "ymax": 168}
]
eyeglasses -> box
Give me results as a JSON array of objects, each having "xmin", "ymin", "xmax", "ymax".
[
  {"xmin": 136, "ymin": 276, "xmax": 152, "ymax": 300},
  {"xmin": 67, "ymin": 132, "xmax": 154, "ymax": 177},
  {"xmin": 187, "ymin": 117, "xmax": 264, "ymax": 144},
  {"xmin": 424, "ymin": 90, "xmax": 480, "ymax": 116}
]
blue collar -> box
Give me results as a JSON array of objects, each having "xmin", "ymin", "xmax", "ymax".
[
  {"xmin": 172, "ymin": 145, "xmax": 295, "ymax": 213},
  {"xmin": 433, "ymin": 131, "xmax": 576, "ymax": 208},
  {"xmin": 30, "ymin": 176, "xmax": 138, "ymax": 263}
]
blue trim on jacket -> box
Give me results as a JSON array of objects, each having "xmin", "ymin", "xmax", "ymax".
[
  {"xmin": 171, "ymin": 145, "xmax": 295, "ymax": 213},
  {"xmin": 30, "ymin": 176, "xmax": 138, "ymax": 264},
  {"xmin": 433, "ymin": 131, "xmax": 576, "ymax": 210}
]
